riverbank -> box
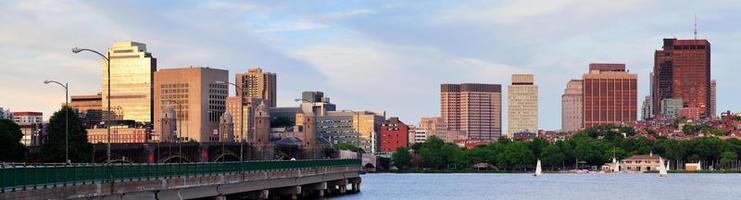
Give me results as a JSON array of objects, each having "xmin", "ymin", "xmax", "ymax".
[{"xmin": 380, "ymin": 169, "xmax": 741, "ymax": 174}]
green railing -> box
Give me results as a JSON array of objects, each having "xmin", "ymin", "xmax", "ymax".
[{"xmin": 0, "ymin": 159, "xmax": 360, "ymax": 191}]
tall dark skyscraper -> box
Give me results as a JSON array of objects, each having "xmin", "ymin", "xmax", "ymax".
[{"xmin": 652, "ymin": 38, "xmax": 711, "ymax": 118}]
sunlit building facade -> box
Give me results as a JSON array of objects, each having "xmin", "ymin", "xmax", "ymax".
[
  {"xmin": 103, "ymin": 41, "xmax": 157, "ymax": 123},
  {"xmin": 561, "ymin": 80, "xmax": 583, "ymax": 132},
  {"xmin": 236, "ymin": 68, "xmax": 277, "ymax": 107},
  {"xmin": 507, "ymin": 74, "xmax": 538, "ymax": 136},
  {"xmin": 582, "ymin": 63, "xmax": 638, "ymax": 128}
]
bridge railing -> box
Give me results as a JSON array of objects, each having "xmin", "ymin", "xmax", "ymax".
[{"xmin": 0, "ymin": 159, "xmax": 360, "ymax": 192}]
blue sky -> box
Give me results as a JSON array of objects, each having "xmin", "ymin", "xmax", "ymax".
[{"xmin": 1, "ymin": 0, "xmax": 739, "ymax": 130}]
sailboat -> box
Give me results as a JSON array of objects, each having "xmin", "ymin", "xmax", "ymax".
[
  {"xmin": 534, "ymin": 159, "xmax": 543, "ymax": 176},
  {"xmin": 612, "ymin": 157, "xmax": 620, "ymax": 173},
  {"xmin": 657, "ymin": 157, "xmax": 667, "ymax": 177}
]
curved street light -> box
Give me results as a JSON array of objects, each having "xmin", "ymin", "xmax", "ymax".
[
  {"xmin": 72, "ymin": 47, "xmax": 112, "ymax": 162},
  {"xmin": 44, "ymin": 80, "xmax": 69, "ymax": 163},
  {"xmin": 215, "ymin": 80, "xmax": 246, "ymax": 161}
]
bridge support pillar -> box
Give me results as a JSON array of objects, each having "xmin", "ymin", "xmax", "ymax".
[
  {"xmin": 351, "ymin": 178, "xmax": 361, "ymax": 192},
  {"xmin": 305, "ymin": 181, "xmax": 327, "ymax": 197},
  {"xmin": 212, "ymin": 195, "xmax": 226, "ymax": 200},
  {"xmin": 258, "ymin": 190, "xmax": 269, "ymax": 200},
  {"xmin": 273, "ymin": 186, "xmax": 301, "ymax": 200}
]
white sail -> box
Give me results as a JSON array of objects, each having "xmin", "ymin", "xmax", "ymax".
[
  {"xmin": 658, "ymin": 157, "xmax": 667, "ymax": 177},
  {"xmin": 534, "ymin": 159, "xmax": 542, "ymax": 176},
  {"xmin": 612, "ymin": 157, "xmax": 619, "ymax": 172}
]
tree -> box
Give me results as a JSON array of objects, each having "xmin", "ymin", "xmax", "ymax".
[
  {"xmin": 720, "ymin": 151, "xmax": 737, "ymax": 169},
  {"xmin": 529, "ymin": 138, "xmax": 549, "ymax": 158},
  {"xmin": 541, "ymin": 144, "xmax": 564, "ymax": 170},
  {"xmin": 40, "ymin": 107, "xmax": 93, "ymax": 163},
  {"xmin": 391, "ymin": 147, "xmax": 412, "ymax": 170},
  {"xmin": 0, "ymin": 119, "xmax": 27, "ymax": 162},
  {"xmin": 499, "ymin": 141, "xmax": 534, "ymax": 171},
  {"xmin": 336, "ymin": 143, "xmax": 365, "ymax": 153}
]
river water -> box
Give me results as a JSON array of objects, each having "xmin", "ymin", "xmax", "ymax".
[{"xmin": 334, "ymin": 173, "xmax": 741, "ymax": 200}]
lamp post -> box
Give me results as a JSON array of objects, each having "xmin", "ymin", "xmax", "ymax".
[
  {"xmin": 215, "ymin": 81, "xmax": 245, "ymax": 161},
  {"xmin": 72, "ymin": 47, "xmax": 112, "ymax": 162},
  {"xmin": 44, "ymin": 80, "xmax": 69, "ymax": 163}
]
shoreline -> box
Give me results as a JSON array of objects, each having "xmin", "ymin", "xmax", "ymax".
[{"xmin": 370, "ymin": 169, "xmax": 741, "ymax": 174}]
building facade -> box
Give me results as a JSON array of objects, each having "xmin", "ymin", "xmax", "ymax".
[
  {"xmin": 69, "ymin": 94, "xmax": 103, "ymax": 128},
  {"xmin": 153, "ymin": 67, "xmax": 228, "ymax": 142},
  {"xmin": 711, "ymin": 80, "xmax": 717, "ymax": 118},
  {"xmin": 104, "ymin": 41, "xmax": 157, "ymax": 123},
  {"xmin": 302, "ymin": 110, "xmax": 385, "ymax": 153},
  {"xmin": 12, "ymin": 112, "xmax": 43, "ymax": 146},
  {"xmin": 582, "ymin": 63, "xmax": 637, "ymax": 128},
  {"xmin": 87, "ymin": 127, "xmax": 147, "ymax": 143},
  {"xmin": 236, "ymin": 68, "xmax": 277, "ymax": 107},
  {"xmin": 621, "ymin": 154, "xmax": 664, "ymax": 172},
  {"xmin": 641, "ymin": 95, "xmax": 652, "ymax": 121},
  {"xmin": 441, "ymin": 83, "xmax": 502, "ymax": 142},
  {"xmin": 299, "ymin": 91, "xmax": 336, "ymax": 116},
  {"xmin": 379, "ymin": 117, "xmax": 409, "ymax": 153},
  {"xmin": 507, "ymin": 74, "xmax": 538, "ymax": 136},
  {"xmin": 660, "ymin": 98, "xmax": 683, "ymax": 120},
  {"xmin": 652, "ymin": 38, "xmax": 711, "ymax": 118},
  {"xmin": 561, "ymin": 80, "xmax": 583, "ymax": 132}
]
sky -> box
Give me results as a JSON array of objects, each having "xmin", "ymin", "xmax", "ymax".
[{"xmin": 1, "ymin": 0, "xmax": 740, "ymax": 131}]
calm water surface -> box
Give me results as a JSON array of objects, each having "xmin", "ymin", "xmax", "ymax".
[{"xmin": 334, "ymin": 173, "xmax": 741, "ymax": 200}]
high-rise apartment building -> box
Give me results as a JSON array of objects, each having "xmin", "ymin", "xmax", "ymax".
[
  {"xmin": 104, "ymin": 41, "xmax": 157, "ymax": 123},
  {"xmin": 300, "ymin": 110, "xmax": 385, "ymax": 153},
  {"xmin": 299, "ymin": 91, "xmax": 336, "ymax": 116},
  {"xmin": 153, "ymin": 67, "xmax": 228, "ymax": 142},
  {"xmin": 225, "ymin": 96, "xmax": 267, "ymax": 143},
  {"xmin": 441, "ymin": 83, "xmax": 502, "ymax": 141},
  {"xmin": 508, "ymin": 74, "xmax": 538, "ymax": 136},
  {"xmin": 379, "ymin": 117, "xmax": 409, "ymax": 153},
  {"xmin": 561, "ymin": 80, "xmax": 583, "ymax": 132},
  {"xmin": 652, "ymin": 38, "xmax": 711, "ymax": 118},
  {"xmin": 582, "ymin": 63, "xmax": 637, "ymax": 128},
  {"xmin": 236, "ymin": 68, "xmax": 277, "ymax": 107},
  {"xmin": 711, "ymin": 80, "xmax": 716, "ymax": 118}
]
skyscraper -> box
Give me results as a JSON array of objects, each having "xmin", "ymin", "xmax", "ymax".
[
  {"xmin": 236, "ymin": 68, "xmax": 277, "ymax": 107},
  {"xmin": 104, "ymin": 41, "xmax": 157, "ymax": 123},
  {"xmin": 652, "ymin": 38, "xmax": 711, "ymax": 118},
  {"xmin": 711, "ymin": 80, "xmax": 717, "ymax": 118},
  {"xmin": 561, "ymin": 80, "xmax": 583, "ymax": 132},
  {"xmin": 507, "ymin": 74, "xmax": 538, "ymax": 136},
  {"xmin": 441, "ymin": 83, "xmax": 502, "ymax": 141},
  {"xmin": 153, "ymin": 67, "xmax": 228, "ymax": 142},
  {"xmin": 582, "ymin": 63, "xmax": 637, "ymax": 128}
]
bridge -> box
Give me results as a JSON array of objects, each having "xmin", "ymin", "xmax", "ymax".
[{"xmin": 0, "ymin": 159, "xmax": 361, "ymax": 199}]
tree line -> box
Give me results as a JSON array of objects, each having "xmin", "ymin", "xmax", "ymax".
[
  {"xmin": 0, "ymin": 107, "xmax": 92, "ymax": 163},
  {"xmin": 391, "ymin": 124, "xmax": 741, "ymax": 171}
]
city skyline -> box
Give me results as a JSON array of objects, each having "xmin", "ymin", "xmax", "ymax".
[{"xmin": 2, "ymin": 1, "xmax": 741, "ymax": 131}]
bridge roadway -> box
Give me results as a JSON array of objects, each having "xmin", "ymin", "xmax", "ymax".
[{"xmin": 0, "ymin": 159, "xmax": 361, "ymax": 199}]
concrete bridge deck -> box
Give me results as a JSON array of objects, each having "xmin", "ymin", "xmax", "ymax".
[{"xmin": 0, "ymin": 159, "xmax": 361, "ymax": 199}]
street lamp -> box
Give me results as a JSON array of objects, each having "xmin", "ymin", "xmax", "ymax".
[
  {"xmin": 44, "ymin": 80, "xmax": 69, "ymax": 164},
  {"xmin": 215, "ymin": 80, "xmax": 245, "ymax": 161},
  {"xmin": 72, "ymin": 47, "xmax": 112, "ymax": 162}
]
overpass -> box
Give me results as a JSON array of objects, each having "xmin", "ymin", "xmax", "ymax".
[{"xmin": 0, "ymin": 159, "xmax": 361, "ymax": 199}]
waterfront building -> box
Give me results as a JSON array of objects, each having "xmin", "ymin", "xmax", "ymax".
[
  {"xmin": 379, "ymin": 117, "xmax": 409, "ymax": 153},
  {"xmin": 582, "ymin": 63, "xmax": 637, "ymax": 128},
  {"xmin": 299, "ymin": 110, "xmax": 385, "ymax": 153},
  {"xmin": 561, "ymin": 80, "xmax": 583, "ymax": 132},
  {"xmin": 418, "ymin": 117, "xmax": 464, "ymax": 143},
  {"xmin": 652, "ymin": 38, "xmax": 711, "ymax": 118},
  {"xmin": 236, "ymin": 68, "xmax": 277, "ymax": 107},
  {"xmin": 660, "ymin": 98, "xmax": 683, "ymax": 119},
  {"xmin": 153, "ymin": 67, "xmax": 228, "ymax": 142},
  {"xmin": 507, "ymin": 74, "xmax": 538, "ymax": 136},
  {"xmin": 621, "ymin": 154, "xmax": 664, "ymax": 172},
  {"xmin": 104, "ymin": 41, "xmax": 157, "ymax": 123},
  {"xmin": 441, "ymin": 83, "xmax": 502, "ymax": 142},
  {"xmin": 12, "ymin": 112, "xmax": 43, "ymax": 146},
  {"xmin": 408, "ymin": 125, "xmax": 428, "ymax": 144}
]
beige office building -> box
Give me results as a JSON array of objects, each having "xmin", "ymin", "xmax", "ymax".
[
  {"xmin": 562, "ymin": 80, "xmax": 583, "ymax": 132},
  {"xmin": 236, "ymin": 68, "xmax": 277, "ymax": 107},
  {"xmin": 441, "ymin": 83, "xmax": 502, "ymax": 142},
  {"xmin": 153, "ymin": 67, "xmax": 228, "ymax": 142},
  {"xmin": 69, "ymin": 94, "xmax": 102, "ymax": 113},
  {"xmin": 507, "ymin": 74, "xmax": 538, "ymax": 136},
  {"xmin": 103, "ymin": 41, "xmax": 157, "ymax": 123}
]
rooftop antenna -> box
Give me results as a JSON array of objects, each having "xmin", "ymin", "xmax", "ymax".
[{"xmin": 694, "ymin": 15, "xmax": 698, "ymax": 39}]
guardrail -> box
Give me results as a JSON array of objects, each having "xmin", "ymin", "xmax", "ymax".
[{"xmin": 1, "ymin": 159, "xmax": 360, "ymax": 192}]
